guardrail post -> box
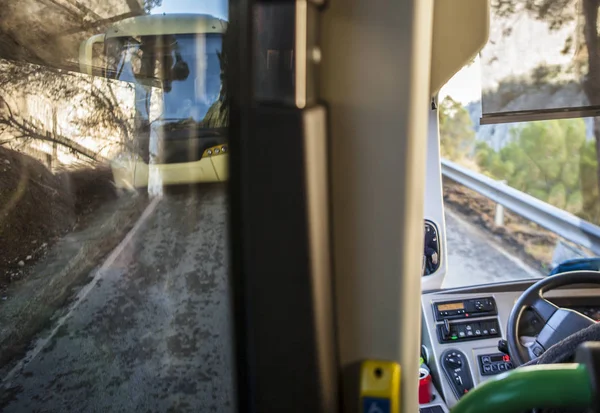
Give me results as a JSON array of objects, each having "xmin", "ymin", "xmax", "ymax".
[
  {"xmin": 494, "ymin": 180, "xmax": 507, "ymax": 227},
  {"xmin": 495, "ymin": 203, "xmax": 505, "ymax": 227}
]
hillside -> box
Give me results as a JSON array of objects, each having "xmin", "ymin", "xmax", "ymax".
[
  {"xmin": 0, "ymin": 147, "xmax": 116, "ymax": 292},
  {"xmin": 451, "ymin": 4, "xmax": 596, "ymax": 150}
]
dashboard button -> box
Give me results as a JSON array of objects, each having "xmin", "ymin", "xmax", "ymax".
[
  {"xmin": 475, "ymin": 330, "xmax": 481, "ymax": 336},
  {"xmin": 482, "ymin": 356, "xmax": 491, "ymax": 364},
  {"xmin": 447, "ymin": 357, "xmax": 462, "ymax": 368},
  {"xmin": 491, "ymin": 364, "xmax": 499, "ymax": 372},
  {"xmin": 483, "ymin": 365, "xmax": 492, "ymax": 373},
  {"xmin": 506, "ymin": 362, "xmax": 513, "ymax": 369},
  {"xmin": 490, "ymin": 328, "xmax": 497, "ymax": 335},
  {"xmin": 498, "ymin": 363, "xmax": 506, "ymax": 371},
  {"xmin": 467, "ymin": 331, "xmax": 474, "ymax": 337},
  {"xmin": 458, "ymin": 331, "xmax": 466, "ymax": 338},
  {"xmin": 465, "ymin": 325, "xmax": 472, "ymax": 331}
]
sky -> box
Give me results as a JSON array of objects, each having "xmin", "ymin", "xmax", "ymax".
[
  {"xmin": 439, "ymin": 56, "xmax": 482, "ymax": 105},
  {"xmin": 151, "ymin": 0, "xmax": 228, "ymax": 19}
]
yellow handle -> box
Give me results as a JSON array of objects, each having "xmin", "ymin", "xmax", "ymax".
[{"xmin": 360, "ymin": 360, "xmax": 401, "ymax": 413}]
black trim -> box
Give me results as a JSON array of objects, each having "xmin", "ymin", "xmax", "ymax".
[
  {"xmin": 480, "ymin": 105, "xmax": 600, "ymax": 125},
  {"xmin": 227, "ymin": 0, "xmax": 254, "ymax": 410},
  {"xmin": 228, "ymin": 1, "xmax": 337, "ymax": 412},
  {"xmin": 229, "ymin": 105, "xmax": 338, "ymax": 413}
]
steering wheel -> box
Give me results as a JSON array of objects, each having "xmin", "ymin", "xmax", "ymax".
[{"xmin": 507, "ymin": 271, "xmax": 599, "ymax": 366}]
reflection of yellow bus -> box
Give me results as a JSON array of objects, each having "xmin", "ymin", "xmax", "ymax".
[{"xmin": 80, "ymin": 14, "xmax": 228, "ymax": 189}]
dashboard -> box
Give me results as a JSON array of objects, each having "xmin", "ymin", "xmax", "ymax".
[{"xmin": 420, "ymin": 280, "xmax": 600, "ymax": 409}]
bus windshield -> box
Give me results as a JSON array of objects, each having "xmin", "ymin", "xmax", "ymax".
[{"xmin": 105, "ymin": 33, "xmax": 224, "ymax": 126}]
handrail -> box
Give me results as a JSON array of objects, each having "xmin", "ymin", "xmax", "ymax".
[{"xmin": 441, "ymin": 159, "xmax": 600, "ymax": 256}]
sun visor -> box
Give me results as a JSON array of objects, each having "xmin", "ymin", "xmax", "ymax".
[
  {"xmin": 480, "ymin": 0, "xmax": 600, "ymax": 125},
  {"xmin": 430, "ymin": 0, "xmax": 490, "ymax": 97}
]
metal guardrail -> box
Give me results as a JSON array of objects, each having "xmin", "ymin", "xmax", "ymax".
[{"xmin": 441, "ymin": 159, "xmax": 600, "ymax": 257}]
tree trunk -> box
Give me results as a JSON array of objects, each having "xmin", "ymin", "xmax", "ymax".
[{"xmin": 581, "ymin": 0, "xmax": 600, "ymax": 199}]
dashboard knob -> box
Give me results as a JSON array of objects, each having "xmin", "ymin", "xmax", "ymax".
[
  {"xmin": 446, "ymin": 357, "xmax": 462, "ymax": 368},
  {"xmin": 498, "ymin": 339, "xmax": 510, "ymax": 356}
]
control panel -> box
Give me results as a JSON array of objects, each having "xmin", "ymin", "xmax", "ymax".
[
  {"xmin": 440, "ymin": 350, "xmax": 473, "ymax": 399},
  {"xmin": 436, "ymin": 318, "xmax": 501, "ymax": 343},
  {"xmin": 478, "ymin": 353, "xmax": 514, "ymax": 376},
  {"xmin": 434, "ymin": 297, "xmax": 497, "ymax": 321}
]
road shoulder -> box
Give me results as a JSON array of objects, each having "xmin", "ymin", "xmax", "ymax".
[{"xmin": 0, "ymin": 193, "xmax": 148, "ymax": 371}]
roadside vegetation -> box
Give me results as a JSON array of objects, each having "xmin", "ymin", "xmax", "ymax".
[
  {"xmin": 440, "ymin": 96, "xmax": 600, "ymax": 226},
  {"xmin": 439, "ymin": 92, "xmax": 599, "ymax": 271}
]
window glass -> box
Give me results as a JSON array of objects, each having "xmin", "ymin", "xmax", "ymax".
[
  {"xmin": 440, "ymin": 57, "xmax": 600, "ymax": 289},
  {"xmin": 0, "ymin": 2, "xmax": 234, "ymax": 412}
]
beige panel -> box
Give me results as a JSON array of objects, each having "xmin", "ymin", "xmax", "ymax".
[
  {"xmin": 422, "ymin": 101, "xmax": 449, "ymax": 291},
  {"xmin": 303, "ymin": 106, "xmax": 338, "ymax": 412},
  {"xmin": 430, "ymin": 0, "xmax": 490, "ymax": 96},
  {"xmin": 321, "ymin": 0, "xmax": 434, "ymax": 412}
]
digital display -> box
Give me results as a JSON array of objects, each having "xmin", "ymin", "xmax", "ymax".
[
  {"xmin": 437, "ymin": 302, "xmax": 464, "ymax": 312},
  {"xmin": 490, "ymin": 355, "xmax": 504, "ymax": 363}
]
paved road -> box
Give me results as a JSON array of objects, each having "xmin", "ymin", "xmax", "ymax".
[
  {"xmin": 443, "ymin": 208, "xmax": 543, "ymax": 288},
  {"xmin": 0, "ymin": 186, "xmax": 543, "ymax": 412},
  {"xmin": 0, "ymin": 184, "xmax": 234, "ymax": 413}
]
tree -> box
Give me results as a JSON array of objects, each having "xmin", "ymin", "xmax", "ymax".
[
  {"xmin": 579, "ymin": 139, "xmax": 600, "ymax": 222},
  {"xmin": 439, "ymin": 97, "xmax": 476, "ymax": 161},
  {"xmin": 144, "ymin": 0, "xmax": 163, "ymax": 13},
  {"xmin": 475, "ymin": 118, "xmax": 600, "ymax": 221},
  {"xmin": 490, "ymin": 0, "xmax": 600, "ymax": 202}
]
